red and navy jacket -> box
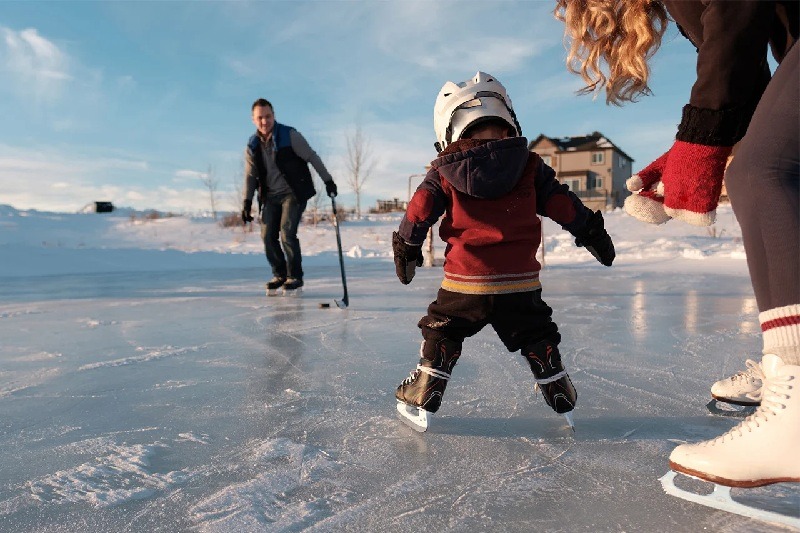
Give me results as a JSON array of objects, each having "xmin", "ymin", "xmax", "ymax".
[{"xmin": 397, "ymin": 137, "xmax": 593, "ymax": 295}]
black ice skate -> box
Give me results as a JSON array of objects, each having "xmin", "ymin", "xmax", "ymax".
[
  {"xmin": 522, "ymin": 340, "xmax": 577, "ymax": 430},
  {"xmin": 265, "ymin": 276, "xmax": 286, "ymax": 296},
  {"xmin": 395, "ymin": 338, "xmax": 461, "ymax": 432},
  {"xmin": 282, "ymin": 278, "xmax": 304, "ymax": 296}
]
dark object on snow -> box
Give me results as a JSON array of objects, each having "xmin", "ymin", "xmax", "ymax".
[{"xmin": 94, "ymin": 202, "xmax": 115, "ymax": 213}]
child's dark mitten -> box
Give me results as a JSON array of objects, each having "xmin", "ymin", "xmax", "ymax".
[
  {"xmin": 392, "ymin": 231, "xmax": 423, "ymax": 284},
  {"xmin": 574, "ymin": 210, "xmax": 615, "ymax": 266}
]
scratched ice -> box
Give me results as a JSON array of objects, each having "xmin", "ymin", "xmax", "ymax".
[{"xmin": 0, "ymin": 207, "xmax": 796, "ymax": 532}]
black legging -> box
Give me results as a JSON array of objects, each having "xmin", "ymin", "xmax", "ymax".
[{"xmin": 725, "ymin": 43, "xmax": 799, "ymax": 313}]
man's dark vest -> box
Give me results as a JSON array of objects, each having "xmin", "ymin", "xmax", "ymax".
[{"xmin": 248, "ymin": 123, "xmax": 316, "ymax": 203}]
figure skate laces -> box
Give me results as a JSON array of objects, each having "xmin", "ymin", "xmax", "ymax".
[
  {"xmin": 710, "ymin": 358, "xmax": 763, "ymax": 406},
  {"xmin": 661, "ymin": 354, "xmax": 800, "ymax": 528}
]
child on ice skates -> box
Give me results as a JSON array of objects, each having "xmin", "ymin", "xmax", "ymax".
[{"xmin": 393, "ymin": 71, "xmax": 616, "ymax": 432}]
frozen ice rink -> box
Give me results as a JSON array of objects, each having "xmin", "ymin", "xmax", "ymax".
[{"xmin": 1, "ymin": 258, "xmax": 798, "ymax": 532}]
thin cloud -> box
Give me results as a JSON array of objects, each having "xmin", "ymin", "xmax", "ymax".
[
  {"xmin": 175, "ymin": 169, "xmax": 207, "ymax": 180},
  {"xmin": 1, "ymin": 26, "xmax": 72, "ymax": 101},
  {"xmin": 404, "ymin": 37, "xmax": 540, "ymax": 73},
  {"xmin": 0, "ymin": 144, "xmax": 210, "ymax": 212}
]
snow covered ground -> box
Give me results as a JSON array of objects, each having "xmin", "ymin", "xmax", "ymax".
[{"xmin": 0, "ymin": 204, "xmax": 797, "ymax": 532}]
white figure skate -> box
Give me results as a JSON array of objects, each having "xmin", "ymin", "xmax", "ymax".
[{"xmin": 662, "ymin": 354, "xmax": 800, "ymax": 527}]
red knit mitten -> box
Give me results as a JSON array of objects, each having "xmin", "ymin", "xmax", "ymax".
[
  {"xmin": 661, "ymin": 140, "xmax": 732, "ymax": 226},
  {"xmin": 624, "ymin": 149, "xmax": 671, "ymax": 225}
]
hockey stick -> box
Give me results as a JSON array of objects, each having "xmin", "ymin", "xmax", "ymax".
[{"xmin": 330, "ymin": 195, "xmax": 349, "ymax": 308}]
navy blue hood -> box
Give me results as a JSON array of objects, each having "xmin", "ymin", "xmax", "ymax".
[{"xmin": 431, "ymin": 137, "xmax": 530, "ymax": 199}]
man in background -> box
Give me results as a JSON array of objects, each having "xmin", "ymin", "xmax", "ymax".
[{"xmin": 242, "ymin": 98, "xmax": 337, "ymax": 295}]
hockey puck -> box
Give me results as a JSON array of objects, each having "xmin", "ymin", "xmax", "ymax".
[{"xmin": 318, "ymin": 303, "xmax": 331, "ymax": 309}]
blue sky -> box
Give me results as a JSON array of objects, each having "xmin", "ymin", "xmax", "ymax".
[{"xmin": 0, "ymin": 1, "xmax": 699, "ymax": 214}]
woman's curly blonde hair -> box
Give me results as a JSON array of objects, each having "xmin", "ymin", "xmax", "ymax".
[{"xmin": 554, "ymin": 0, "xmax": 669, "ymax": 105}]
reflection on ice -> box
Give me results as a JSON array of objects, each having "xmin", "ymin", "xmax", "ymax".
[
  {"xmin": 0, "ymin": 261, "xmax": 794, "ymax": 531},
  {"xmin": 740, "ymin": 298, "xmax": 759, "ymax": 334},
  {"xmin": 632, "ymin": 280, "xmax": 647, "ymax": 341},
  {"xmin": 685, "ymin": 289, "xmax": 699, "ymax": 334}
]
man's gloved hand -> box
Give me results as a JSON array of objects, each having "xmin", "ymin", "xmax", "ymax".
[
  {"xmin": 242, "ymin": 199, "xmax": 254, "ymax": 224},
  {"xmin": 574, "ymin": 210, "xmax": 615, "ymax": 266},
  {"xmin": 392, "ymin": 231, "xmax": 423, "ymax": 284},
  {"xmin": 325, "ymin": 181, "xmax": 338, "ymax": 198},
  {"xmin": 625, "ymin": 141, "xmax": 731, "ymax": 226}
]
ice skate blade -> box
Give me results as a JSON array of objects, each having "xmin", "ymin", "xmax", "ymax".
[
  {"xmin": 563, "ymin": 411, "xmax": 575, "ymax": 432},
  {"xmin": 266, "ymin": 288, "xmax": 281, "ymax": 297},
  {"xmin": 660, "ymin": 471, "xmax": 800, "ymax": 528},
  {"xmin": 705, "ymin": 399, "xmax": 757, "ymax": 418},
  {"xmin": 282, "ymin": 287, "xmax": 303, "ymax": 297},
  {"xmin": 396, "ymin": 401, "xmax": 429, "ymax": 432}
]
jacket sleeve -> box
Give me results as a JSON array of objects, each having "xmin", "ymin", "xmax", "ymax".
[
  {"xmin": 243, "ymin": 146, "xmax": 259, "ymax": 204},
  {"xmin": 289, "ymin": 129, "xmax": 335, "ymax": 183},
  {"xmin": 397, "ymin": 168, "xmax": 447, "ymax": 245},
  {"xmin": 667, "ymin": 0, "xmax": 774, "ymax": 146},
  {"xmin": 533, "ymin": 157, "xmax": 591, "ymax": 236}
]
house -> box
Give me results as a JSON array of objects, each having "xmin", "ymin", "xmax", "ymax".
[
  {"xmin": 528, "ymin": 132, "xmax": 634, "ymax": 211},
  {"xmin": 371, "ymin": 198, "xmax": 407, "ymax": 213}
]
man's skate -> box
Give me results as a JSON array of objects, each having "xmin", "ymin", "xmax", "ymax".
[
  {"xmin": 282, "ymin": 278, "xmax": 304, "ymax": 296},
  {"xmin": 395, "ymin": 338, "xmax": 461, "ymax": 432},
  {"xmin": 265, "ymin": 276, "xmax": 286, "ymax": 297},
  {"xmin": 661, "ymin": 354, "xmax": 800, "ymax": 528},
  {"xmin": 706, "ymin": 359, "xmax": 763, "ymax": 417},
  {"xmin": 522, "ymin": 340, "xmax": 577, "ymax": 430}
]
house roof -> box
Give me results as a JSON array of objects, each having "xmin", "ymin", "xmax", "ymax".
[{"xmin": 529, "ymin": 131, "xmax": 634, "ymax": 162}]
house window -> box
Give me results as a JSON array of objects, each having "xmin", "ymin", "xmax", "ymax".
[
  {"xmin": 564, "ymin": 179, "xmax": 581, "ymax": 191},
  {"xmin": 541, "ymin": 155, "xmax": 552, "ymax": 166},
  {"xmin": 618, "ymin": 156, "xmax": 627, "ymax": 169},
  {"xmin": 594, "ymin": 176, "xmax": 604, "ymax": 189},
  {"xmin": 591, "ymin": 152, "xmax": 604, "ymax": 165}
]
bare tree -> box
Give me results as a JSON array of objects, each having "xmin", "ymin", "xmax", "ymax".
[
  {"xmin": 345, "ymin": 124, "xmax": 375, "ymax": 219},
  {"xmin": 230, "ymin": 160, "xmax": 254, "ymax": 232},
  {"xmin": 230, "ymin": 160, "xmax": 244, "ymax": 214},
  {"xmin": 200, "ymin": 164, "xmax": 219, "ymax": 220},
  {"xmin": 308, "ymin": 169, "xmax": 326, "ymax": 226},
  {"xmin": 305, "ymin": 144, "xmax": 331, "ymax": 227}
]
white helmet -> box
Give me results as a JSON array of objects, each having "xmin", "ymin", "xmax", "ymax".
[{"xmin": 433, "ymin": 71, "xmax": 521, "ymax": 152}]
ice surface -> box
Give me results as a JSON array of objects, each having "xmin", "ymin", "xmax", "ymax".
[{"xmin": 0, "ymin": 206, "xmax": 797, "ymax": 532}]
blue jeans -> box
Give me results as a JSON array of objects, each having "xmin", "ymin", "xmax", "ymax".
[{"xmin": 261, "ymin": 193, "xmax": 307, "ymax": 280}]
